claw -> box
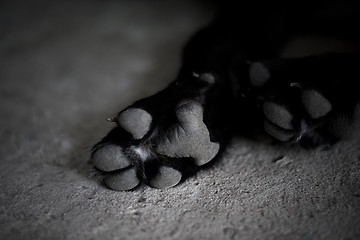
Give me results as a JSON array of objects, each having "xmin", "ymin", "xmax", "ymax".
[{"xmin": 106, "ymin": 115, "xmax": 118, "ymax": 122}]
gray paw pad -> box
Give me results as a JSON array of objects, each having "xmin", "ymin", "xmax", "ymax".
[
  {"xmin": 249, "ymin": 62, "xmax": 270, "ymax": 87},
  {"xmin": 149, "ymin": 166, "xmax": 182, "ymax": 189},
  {"xmin": 264, "ymin": 120, "xmax": 295, "ymax": 141},
  {"xmin": 156, "ymin": 101, "xmax": 220, "ymax": 166},
  {"xmin": 104, "ymin": 168, "xmax": 139, "ymax": 191},
  {"xmin": 92, "ymin": 144, "xmax": 131, "ymax": 172},
  {"xmin": 118, "ymin": 108, "xmax": 152, "ymax": 139},
  {"xmin": 263, "ymin": 102, "xmax": 294, "ymax": 130},
  {"xmin": 199, "ymin": 73, "xmax": 215, "ymax": 84},
  {"xmin": 301, "ymin": 90, "xmax": 332, "ymax": 119}
]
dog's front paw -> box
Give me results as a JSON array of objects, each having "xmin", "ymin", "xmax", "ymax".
[{"xmin": 90, "ymin": 73, "xmax": 227, "ymax": 190}]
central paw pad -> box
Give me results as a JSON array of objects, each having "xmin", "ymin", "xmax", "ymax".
[{"xmin": 156, "ymin": 101, "xmax": 220, "ymax": 166}]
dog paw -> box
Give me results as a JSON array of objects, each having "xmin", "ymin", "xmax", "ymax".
[
  {"xmin": 248, "ymin": 54, "xmax": 360, "ymax": 148},
  {"xmin": 90, "ymin": 73, "xmax": 224, "ymax": 190}
]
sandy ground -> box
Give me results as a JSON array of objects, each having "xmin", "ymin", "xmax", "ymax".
[{"xmin": 1, "ymin": 1, "xmax": 359, "ymax": 239}]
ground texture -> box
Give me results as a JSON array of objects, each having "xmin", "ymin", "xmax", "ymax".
[{"xmin": 0, "ymin": 1, "xmax": 359, "ymax": 239}]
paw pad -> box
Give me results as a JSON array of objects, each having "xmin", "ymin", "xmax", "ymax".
[
  {"xmin": 263, "ymin": 120, "xmax": 294, "ymax": 141},
  {"xmin": 249, "ymin": 62, "xmax": 270, "ymax": 87},
  {"xmin": 104, "ymin": 168, "xmax": 140, "ymax": 191},
  {"xmin": 263, "ymin": 102, "xmax": 294, "ymax": 130},
  {"xmin": 301, "ymin": 89, "xmax": 332, "ymax": 119},
  {"xmin": 92, "ymin": 144, "xmax": 131, "ymax": 172},
  {"xmin": 148, "ymin": 166, "xmax": 182, "ymax": 189},
  {"xmin": 92, "ymin": 144, "xmax": 139, "ymax": 191},
  {"xmin": 118, "ymin": 108, "xmax": 152, "ymax": 139},
  {"xmin": 156, "ymin": 100, "xmax": 220, "ymax": 166}
]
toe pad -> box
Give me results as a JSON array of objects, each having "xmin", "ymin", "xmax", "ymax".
[
  {"xmin": 302, "ymin": 90, "xmax": 332, "ymax": 119},
  {"xmin": 264, "ymin": 120, "xmax": 295, "ymax": 142},
  {"xmin": 104, "ymin": 168, "xmax": 140, "ymax": 191},
  {"xmin": 249, "ymin": 62, "xmax": 270, "ymax": 87},
  {"xmin": 92, "ymin": 144, "xmax": 131, "ymax": 172},
  {"xmin": 118, "ymin": 108, "xmax": 152, "ymax": 139},
  {"xmin": 149, "ymin": 166, "xmax": 182, "ymax": 189},
  {"xmin": 263, "ymin": 102, "xmax": 294, "ymax": 130}
]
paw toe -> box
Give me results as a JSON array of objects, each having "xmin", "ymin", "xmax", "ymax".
[
  {"xmin": 92, "ymin": 144, "xmax": 131, "ymax": 172},
  {"xmin": 148, "ymin": 166, "xmax": 182, "ymax": 189},
  {"xmin": 249, "ymin": 62, "xmax": 270, "ymax": 87},
  {"xmin": 118, "ymin": 108, "xmax": 152, "ymax": 139},
  {"xmin": 264, "ymin": 120, "xmax": 295, "ymax": 141},
  {"xmin": 193, "ymin": 141, "xmax": 220, "ymax": 166},
  {"xmin": 104, "ymin": 168, "xmax": 140, "ymax": 191},
  {"xmin": 263, "ymin": 102, "xmax": 294, "ymax": 130},
  {"xmin": 301, "ymin": 89, "xmax": 332, "ymax": 119}
]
